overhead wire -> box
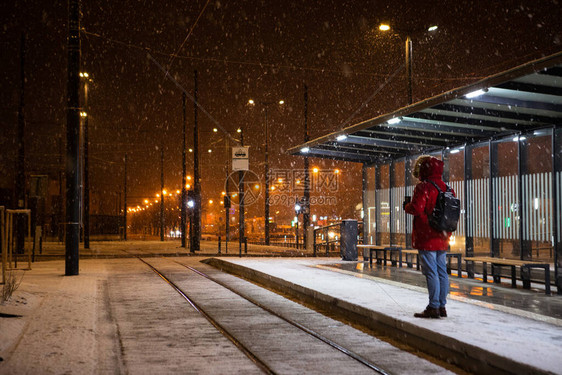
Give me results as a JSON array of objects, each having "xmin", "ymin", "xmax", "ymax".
[
  {"xmin": 80, "ymin": 28, "xmax": 463, "ymax": 80},
  {"xmin": 163, "ymin": 0, "xmax": 211, "ymax": 78}
]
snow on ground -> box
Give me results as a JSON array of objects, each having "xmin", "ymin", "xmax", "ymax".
[{"xmin": 0, "ymin": 260, "xmax": 105, "ymax": 373}]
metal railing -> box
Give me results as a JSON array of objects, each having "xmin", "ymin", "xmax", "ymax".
[{"xmin": 312, "ymin": 221, "xmax": 364, "ymax": 257}]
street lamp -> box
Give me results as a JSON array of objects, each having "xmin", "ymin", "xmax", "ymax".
[
  {"xmin": 378, "ymin": 23, "xmax": 438, "ymax": 104},
  {"xmin": 79, "ymin": 71, "xmax": 93, "ymax": 249},
  {"xmin": 248, "ymin": 98, "xmax": 285, "ymax": 246},
  {"xmin": 294, "ymin": 202, "xmax": 302, "ymax": 249}
]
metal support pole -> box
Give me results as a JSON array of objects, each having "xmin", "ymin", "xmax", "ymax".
[
  {"xmin": 264, "ymin": 107, "xmax": 270, "ymax": 245},
  {"xmin": 405, "ymin": 35, "xmax": 413, "ymax": 105},
  {"xmin": 192, "ymin": 70, "xmax": 201, "ymax": 253},
  {"xmin": 552, "ymin": 126, "xmax": 561, "ymax": 294},
  {"xmin": 238, "ymin": 129, "xmax": 245, "ymax": 255},
  {"xmin": 405, "ymin": 157, "xmax": 413, "ymax": 249},
  {"xmin": 490, "ymin": 140, "xmax": 499, "ymax": 257},
  {"xmin": 16, "ymin": 33, "xmax": 25, "ymax": 209},
  {"xmin": 375, "ymin": 165, "xmax": 381, "ymax": 246},
  {"xmin": 295, "ymin": 217, "xmax": 299, "ymax": 249},
  {"xmin": 181, "ymin": 93, "xmax": 187, "ymax": 248},
  {"xmin": 16, "ymin": 33, "xmax": 26, "ymax": 254},
  {"xmin": 303, "ymin": 85, "xmax": 310, "ymax": 247},
  {"xmin": 518, "ymin": 135, "xmax": 531, "ymax": 260},
  {"xmin": 65, "ymin": 0, "xmax": 81, "ymax": 276},
  {"xmin": 123, "ymin": 154, "xmax": 127, "ymax": 240},
  {"xmin": 225, "ymin": 162, "xmax": 229, "ymax": 255},
  {"xmin": 465, "ymin": 144, "xmax": 474, "ymax": 277},
  {"xmin": 361, "ymin": 164, "xmax": 368, "ymax": 245},
  {"xmin": 160, "ymin": 147, "xmax": 164, "ymax": 242},
  {"xmin": 389, "ymin": 162, "xmax": 394, "ymax": 245},
  {"xmin": 83, "ymin": 82, "xmax": 90, "ymax": 249}
]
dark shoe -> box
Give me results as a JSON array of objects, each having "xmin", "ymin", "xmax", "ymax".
[
  {"xmin": 414, "ymin": 306, "xmax": 440, "ymax": 319},
  {"xmin": 439, "ymin": 307, "xmax": 447, "ymax": 318}
]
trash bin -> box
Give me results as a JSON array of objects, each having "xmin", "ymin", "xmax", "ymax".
[{"xmin": 340, "ymin": 220, "xmax": 358, "ymax": 261}]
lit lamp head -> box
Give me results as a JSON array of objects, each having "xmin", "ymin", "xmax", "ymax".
[{"xmin": 379, "ymin": 23, "xmax": 390, "ymax": 31}]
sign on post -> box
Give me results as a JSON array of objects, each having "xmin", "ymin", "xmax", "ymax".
[{"xmin": 232, "ymin": 146, "xmax": 249, "ymax": 171}]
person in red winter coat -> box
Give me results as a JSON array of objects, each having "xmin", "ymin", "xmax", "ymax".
[{"xmin": 404, "ymin": 156, "xmax": 455, "ymax": 318}]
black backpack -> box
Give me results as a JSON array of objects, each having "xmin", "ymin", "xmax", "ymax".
[{"xmin": 426, "ymin": 180, "xmax": 460, "ymax": 232}]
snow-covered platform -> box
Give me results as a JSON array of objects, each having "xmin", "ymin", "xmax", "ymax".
[{"xmin": 208, "ymin": 257, "xmax": 562, "ymax": 375}]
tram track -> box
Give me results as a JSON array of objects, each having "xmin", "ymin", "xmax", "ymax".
[
  {"xmin": 137, "ymin": 256, "xmax": 392, "ymax": 375},
  {"xmin": 136, "ymin": 257, "xmax": 274, "ymax": 375}
]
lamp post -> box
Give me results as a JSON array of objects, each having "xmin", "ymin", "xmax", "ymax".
[
  {"xmin": 79, "ymin": 72, "xmax": 92, "ymax": 249},
  {"xmin": 181, "ymin": 93, "xmax": 187, "ymax": 248},
  {"xmin": 248, "ymin": 98, "xmax": 284, "ymax": 246},
  {"xmin": 65, "ymin": 0, "xmax": 81, "ymax": 276},
  {"xmin": 294, "ymin": 202, "xmax": 301, "ymax": 249},
  {"xmin": 187, "ymin": 191, "xmax": 194, "ymax": 249},
  {"xmin": 378, "ymin": 23, "xmax": 438, "ymax": 105}
]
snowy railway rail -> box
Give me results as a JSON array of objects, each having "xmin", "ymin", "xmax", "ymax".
[{"xmin": 131, "ymin": 257, "xmax": 455, "ymax": 375}]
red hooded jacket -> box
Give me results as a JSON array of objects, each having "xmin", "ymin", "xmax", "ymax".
[{"xmin": 404, "ymin": 157, "xmax": 454, "ymax": 251}]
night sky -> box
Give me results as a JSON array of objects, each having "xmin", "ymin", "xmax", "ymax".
[{"xmin": 1, "ymin": 0, "xmax": 561, "ymax": 222}]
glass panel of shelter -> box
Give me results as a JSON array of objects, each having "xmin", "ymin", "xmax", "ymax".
[
  {"xmin": 364, "ymin": 166, "xmax": 376, "ymax": 245},
  {"xmin": 466, "ymin": 143, "xmax": 490, "ymax": 257},
  {"xmin": 447, "ymin": 147, "xmax": 466, "ymax": 253},
  {"xmin": 491, "ymin": 137, "xmax": 520, "ymax": 259},
  {"xmin": 521, "ymin": 129, "xmax": 554, "ymax": 262},
  {"xmin": 376, "ymin": 164, "xmax": 390, "ymax": 245}
]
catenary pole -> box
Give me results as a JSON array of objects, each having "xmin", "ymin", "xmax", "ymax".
[
  {"xmin": 83, "ymin": 78, "xmax": 90, "ymax": 249},
  {"xmin": 264, "ymin": 107, "xmax": 270, "ymax": 245},
  {"xmin": 303, "ymin": 85, "xmax": 310, "ymax": 248},
  {"xmin": 192, "ymin": 70, "xmax": 201, "ymax": 252},
  {"xmin": 16, "ymin": 33, "xmax": 26, "ymax": 254},
  {"xmin": 239, "ymin": 129, "xmax": 245, "ymax": 255},
  {"xmin": 160, "ymin": 147, "xmax": 164, "ymax": 241},
  {"xmin": 123, "ymin": 154, "xmax": 127, "ymax": 240},
  {"xmin": 181, "ymin": 93, "xmax": 187, "ymax": 248},
  {"xmin": 65, "ymin": 0, "xmax": 81, "ymax": 275}
]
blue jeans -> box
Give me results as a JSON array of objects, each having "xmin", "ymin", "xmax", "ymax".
[{"xmin": 419, "ymin": 250, "xmax": 449, "ymax": 308}]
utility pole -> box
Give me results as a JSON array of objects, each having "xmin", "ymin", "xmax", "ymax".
[
  {"xmin": 248, "ymin": 98, "xmax": 284, "ymax": 245},
  {"xmin": 66, "ymin": 0, "xmax": 81, "ymax": 276},
  {"xmin": 123, "ymin": 153, "xmax": 127, "ymax": 240},
  {"xmin": 405, "ymin": 36, "xmax": 413, "ymax": 105},
  {"xmin": 303, "ymin": 85, "xmax": 310, "ymax": 248},
  {"xmin": 58, "ymin": 136, "xmax": 64, "ymax": 242},
  {"xmin": 15, "ymin": 33, "xmax": 26, "ymax": 254},
  {"xmin": 264, "ymin": 107, "xmax": 270, "ymax": 245},
  {"xmin": 160, "ymin": 146, "xmax": 164, "ymax": 241},
  {"xmin": 181, "ymin": 93, "xmax": 187, "ymax": 248},
  {"xmin": 82, "ymin": 74, "xmax": 90, "ymax": 249},
  {"xmin": 224, "ymin": 138, "xmax": 230, "ymax": 253},
  {"xmin": 239, "ymin": 129, "xmax": 245, "ymax": 255},
  {"xmin": 192, "ymin": 70, "xmax": 201, "ymax": 252}
]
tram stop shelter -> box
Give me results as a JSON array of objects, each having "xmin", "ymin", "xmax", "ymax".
[{"xmin": 288, "ymin": 51, "xmax": 562, "ymax": 293}]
